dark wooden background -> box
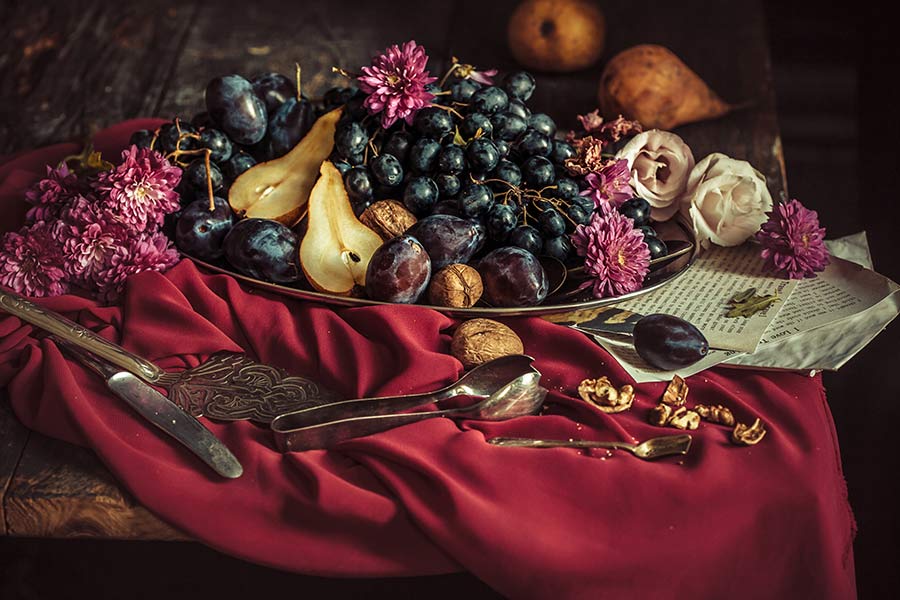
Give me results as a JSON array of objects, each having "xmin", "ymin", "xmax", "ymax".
[{"xmin": 1, "ymin": 0, "xmax": 897, "ymax": 597}]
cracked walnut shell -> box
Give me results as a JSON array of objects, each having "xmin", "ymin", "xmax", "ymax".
[
  {"xmin": 732, "ymin": 418, "xmax": 767, "ymax": 445},
  {"xmin": 450, "ymin": 318, "xmax": 524, "ymax": 369},
  {"xmin": 359, "ymin": 200, "xmax": 417, "ymax": 241},
  {"xmin": 578, "ymin": 377, "xmax": 634, "ymax": 413},
  {"xmin": 428, "ymin": 264, "xmax": 483, "ymax": 308}
]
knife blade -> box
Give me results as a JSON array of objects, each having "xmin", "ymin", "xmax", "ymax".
[{"xmin": 55, "ymin": 339, "xmax": 243, "ymax": 479}]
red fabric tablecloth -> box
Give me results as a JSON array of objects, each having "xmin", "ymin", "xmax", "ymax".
[{"xmin": 0, "ymin": 122, "xmax": 857, "ymax": 599}]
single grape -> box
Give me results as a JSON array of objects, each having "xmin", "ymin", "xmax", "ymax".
[
  {"xmin": 222, "ymin": 151, "xmax": 257, "ymax": 181},
  {"xmin": 528, "ymin": 113, "xmax": 557, "ymax": 138},
  {"xmin": 345, "ymin": 151, "xmax": 366, "ymax": 166},
  {"xmin": 517, "ymin": 129, "xmax": 552, "ymax": 157},
  {"xmin": 503, "ymin": 71, "xmax": 536, "ymax": 101},
  {"xmin": 268, "ymin": 97, "xmax": 316, "ymax": 157},
  {"xmin": 460, "ymin": 112, "xmax": 493, "ymax": 140},
  {"xmin": 381, "ymin": 130, "xmax": 414, "ymax": 163},
  {"xmin": 506, "ymin": 99, "xmax": 531, "ymax": 120},
  {"xmin": 251, "ymin": 72, "xmax": 296, "ymax": 113},
  {"xmin": 414, "ymin": 106, "xmax": 454, "ymax": 140},
  {"xmin": 335, "ymin": 121, "xmax": 368, "ymax": 159},
  {"xmin": 344, "ymin": 166, "xmax": 374, "ymax": 203},
  {"xmin": 185, "ymin": 158, "xmax": 224, "ymax": 193},
  {"xmin": 470, "ymin": 86, "xmax": 509, "ymax": 115},
  {"xmin": 200, "ymin": 128, "xmax": 234, "ymax": 163},
  {"xmin": 205, "ymin": 75, "xmax": 268, "ymax": 145},
  {"xmin": 646, "ymin": 237, "xmax": 668, "ymax": 259},
  {"xmin": 322, "ymin": 86, "xmax": 357, "ymax": 111},
  {"xmin": 509, "ymin": 225, "xmax": 544, "ymax": 255},
  {"xmin": 466, "ymin": 138, "xmax": 501, "ymax": 173},
  {"xmin": 486, "ymin": 203, "xmax": 518, "ymax": 241},
  {"xmin": 564, "ymin": 202, "xmax": 591, "ymax": 228},
  {"xmin": 450, "ymin": 79, "xmax": 481, "ymax": 102},
  {"xmin": 175, "ymin": 197, "xmax": 235, "ymax": 260},
  {"xmin": 457, "ymin": 182, "xmax": 494, "ymax": 217},
  {"xmin": 522, "ymin": 156, "xmax": 555, "ymax": 188},
  {"xmin": 435, "ymin": 173, "xmax": 461, "ymax": 198},
  {"xmin": 554, "ymin": 177, "xmax": 580, "ymax": 199},
  {"xmin": 437, "ymin": 145, "xmax": 466, "ymax": 174},
  {"xmin": 489, "ymin": 159, "xmax": 522, "ymax": 191},
  {"xmin": 158, "ymin": 121, "xmax": 198, "ymax": 154},
  {"xmin": 619, "ymin": 197, "xmax": 651, "ymax": 226},
  {"xmin": 638, "ymin": 225, "xmax": 658, "ymax": 239},
  {"xmin": 538, "ymin": 206, "xmax": 566, "ymax": 237},
  {"xmin": 491, "ymin": 112, "xmax": 528, "ymax": 141},
  {"xmin": 369, "ymin": 153, "xmax": 404, "ymax": 187},
  {"xmin": 403, "ymin": 176, "xmax": 440, "ymax": 216},
  {"xmin": 223, "ymin": 218, "xmax": 302, "ymax": 283},
  {"xmin": 543, "ymin": 235, "xmax": 573, "ymax": 262},
  {"xmin": 495, "ymin": 139, "xmax": 511, "ymax": 158},
  {"xmin": 572, "ymin": 195, "xmax": 595, "ymax": 215},
  {"xmin": 477, "ymin": 246, "xmax": 549, "ymax": 307},
  {"xmin": 550, "ymin": 140, "xmax": 576, "ymax": 165},
  {"xmin": 409, "ymin": 138, "xmax": 442, "ymax": 173}
]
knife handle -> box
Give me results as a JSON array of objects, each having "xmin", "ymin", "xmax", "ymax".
[{"xmin": 0, "ymin": 288, "xmax": 165, "ymax": 383}]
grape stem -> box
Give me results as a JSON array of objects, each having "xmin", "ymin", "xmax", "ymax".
[
  {"xmin": 432, "ymin": 104, "xmax": 465, "ymax": 121},
  {"xmin": 438, "ymin": 56, "xmax": 461, "ymax": 88},
  {"xmin": 295, "ymin": 63, "xmax": 303, "ymax": 101}
]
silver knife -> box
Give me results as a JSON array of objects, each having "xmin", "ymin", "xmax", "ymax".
[{"xmin": 55, "ymin": 338, "xmax": 243, "ymax": 479}]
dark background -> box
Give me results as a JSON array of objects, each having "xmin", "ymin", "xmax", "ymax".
[{"xmin": 1, "ymin": 1, "xmax": 898, "ymax": 598}]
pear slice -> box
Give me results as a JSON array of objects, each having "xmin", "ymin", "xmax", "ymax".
[
  {"xmin": 229, "ymin": 107, "xmax": 342, "ymax": 226},
  {"xmin": 300, "ymin": 161, "xmax": 383, "ymax": 295}
]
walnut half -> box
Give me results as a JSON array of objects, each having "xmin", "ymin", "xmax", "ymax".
[
  {"xmin": 732, "ymin": 418, "xmax": 767, "ymax": 445},
  {"xmin": 578, "ymin": 377, "xmax": 635, "ymax": 413},
  {"xmin": 694, "ymin": 404, "xmax": 736, "ymax": 427}
]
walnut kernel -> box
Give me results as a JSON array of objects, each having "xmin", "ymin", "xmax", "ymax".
[
  {"xmin": 694, "ymin": 404, "xmax": 736, "ymax": 427},
  {"xmin": 662, "ymin": 374, "xmax": 689, "ymax": 407},
  {"xmin": 450, "ymin": 318, "xmax": 524, "ymax": 369},
  {"xmin": 732, "ymin": 418, "xmax": 767, "ymax": 445},
  {"xmin": 359, "ymin": 200, "xmax": 417, "ymax": 241},
  {"xmin": 578, "ymin": 377, "xmax": 634, "ymax": 413},
  {"xmin": 667, "ymin": 406, "xmax": 700, "ymax": 430},
  {"xmin": 427, "ymin": 264, "xmax": 483, "ymax": 308},
  {"xmin": 648, "ymin": 403, "xmax": 673, "ymax": 426}
]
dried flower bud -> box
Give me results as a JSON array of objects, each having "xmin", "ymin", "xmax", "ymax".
[
  {"xmin": 667, "ymin": 406, "xmax": 700, "ymax": 430},
  {"xmin": 450, "ymin": 318, "xmax": 524, "ymax": 369},
  {"xmin": 359, "ymin": 199, "xmax": 417, "ymax": 241},
  {"xmin": 732, "ymin": 418, "xmax": 767, "ymax": 445},
  {"xmin": 578, "ymin": 377, "xmax": 634, "ymax": 413},
  {"xmin": 648, "ymin": 403, "xmax": 673, "ymax": 426},
  {"xmin": 694, "ymin": 404, "xmax": 736, "ymax": 427},
  {"xmin": 662, "ymin": 374, "xmax": 688, "ymax": 407},
  {"xmin": 427, "ymin": 264, "xmax": 483, "ymax": 308}
]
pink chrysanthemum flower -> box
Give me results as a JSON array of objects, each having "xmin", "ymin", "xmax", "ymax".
[
  {"xmin": 24, "ymin": 164, "xmax": 86, "ymax": 223},
  {"xmin": 92, "ymin": 231, "xmax": 180, "ymax": 304},
  {"xmin": 95, "ymin": 146, "xmax": 181, "ymax": 232},
  {"xmin": 756, "ymin": 199, "xmax": 829, "ymax": 279},
  {"xmin": 357, "ymin": 40, "xmax": 437, "ymax": 128},
  {"xmin": 580, "ymin": 159, "xmax": 634, "ymax": 212},
  {"xmin": 60, "ymin": 221, "xmax": 121, "ymax": 282},
  {"xmin": 571, "ymin": 211, "xmax": 650, "ymax": 298},
  {"xmin": 0, "ymin": 222, "xmax": 69, "ymax": 297}
]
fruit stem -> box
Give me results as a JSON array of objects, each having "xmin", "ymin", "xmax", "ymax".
[
  {"xmin": 331, "ymin": 66, "xmax": 358, "ymax": 79},
  {"xmin": 432, "ymin": 103, "xmax": 465, "ymax": 121},
  {"xmin": 438, "ymin": 56, "xmax": 461, "ymax": 88},
  {"xmin": 295, "ymin": 63, "xmax": 302, "ymax": 101},
  {"xmin": 204, "ymin": 149, "xmax": 214, "ymax": 211}
]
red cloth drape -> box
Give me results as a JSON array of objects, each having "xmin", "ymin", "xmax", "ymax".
[{"xmin": 0, "ymin": 121, "xmax": 856, "ymax": 599}]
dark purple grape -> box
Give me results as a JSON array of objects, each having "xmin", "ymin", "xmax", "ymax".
[
  {"xmin": 435, "ymin": 174, "xmax": 461, "ymax": 198},
  {"xmin": 633, "ymin": 314, "xmax": 709, "ymax": 370},
  {"xmin": 460, "ymin": 113, "xmax": 493, "ymax": 140},
  {"xmin": 550, "ymin": 140, "xmax": 576, "ymax": 165},
  {"xmin": 528, "ymin": 113, "xmax": 557, "ymax": 138},
  {"xmin": 344, "ymin": 166, "xmax": 374, "ymax": 203},
  {"xmin": 538, "ymin": 207, "xmax": 566, "ymax": 237},
  {"xmin": 564, "ymin": 202, "xmax": 591, "ymax": 228},
  {"xmin": 646, "ymin": 237, "xmax": 668, "ymax": 259},
  {"xmin": 572, "ymin": 195, "xmax": 595, "ymax": 215},
  {"xmin": 507, "ymin": 99, "xmax": 531, "ymax": 120},
  {"xmin": 130, "ymin": 129, "xmax": 154, "ymax": 149},
  {"xmin": 185, "ymin": 158, "xmax": 224, "ymax": 193},
  {"xmin": 503, "ymin": 71, "xmax": 536, "ymax": 101},
  {"xmin": 199, "ymin": 128, "xmax": 233, "ymax": 163},
  {"xmin": 495, "ymin": 139, "xmax": 511, "ymax": 158},
  {"xmin": 470, "ymin": 86, "xmax": 509, "ymax": 115},
  {"xmin": 517, "ymin": 129, "xmax": 552, "ymax": 157},
  {"xmin": 619, "ymin": 197, "xmax": 651, "ymax": 226},
  {"xmin": 491, "ymin": 112, "xmax": 528, "ymax": 141},
  {"xmin": 370, "ymin": 153, "xmax": 404, "ymax": 187},
  {"xmin": 345, "ymin": 151, "xmax": 366, "ymax": 166},
  {"xmin": 332, "ymin": 159, "xmax": 352, "ymax": 175},
  {"xmin": 158, "ymin": 121, "xmax": 198, "ymax": 154},
  {"xmin": 223, "ymin": 151, "xmax": 257, "ymax": 181},
  {"xmin": 638, "ymin": 225, "xmax": 658, "ymax": 239},
  {"xmin": 382, "ymin": 131, "xmax": 414, "ymax": 162},
  {"xmin": 409, "ymin": 138, "xmax": 441, "ymax": 173},
  {"xmin": 486, "ymin": 203, "xmax": 518, "ymax": 241},
  {"xmin": 450, "ymin": 79, "xmax": 481, "ymax": 102},
  {"xmin": 414, "ymin": 106, "xmax": 454, "ymax": 140},
  {"xmin": 403, "ymin": 176, "xmax": 439, "ymax": 216},
  {"xmin": 223, "ymin": 218, "xmax": 301, "ymax": 283},
  {"xmin": 509, "ymin": 225, "xmax": 543, "ymax": 255},
  {"xmin": 554, "ymin": 178, "xmax": 580, "ymax": 199},
  {"xmin": 268, "ymin": 97, "xmax": 316, "ymax": 157},
  {"xmin": 206, "ymin": 75, "xmax": 268, "ymax": 145},
  {"xmin": 542, "ymin": 235, "xmax": 573, "ymax": 262},
  {"xmin": 466, "ymin": 138, "xmax": 501, "ymax": 173},
  {"xmin": 252, "ymin": 72, "xmax": 297, "ymax": 113},
  {"xmin": 457, "ymin": 182, "xmax": 494, "ymax": 217},
  {"xmin": 437, "ymin": 145, "xmax": 466, "ymax": 174},
  {"xmin": 365, "ymin": 235, "xmax": 432, "ymax": 303},
  {"xmin": 522, "ymin": 156, "xmax": 555, "ymax": 188},
  {"xmin": 175, "ymin": 197, "xmax": 235, "ymax": 260},
  {"xmin": 406, "ymin": 214, "xmax": 483, "ymax": 270},
  {"xmin": 335, "ymin": 121, "xmax": 367, "ymax": 159},
  {"xmin": 432, "ymin": 199, "xmax": 461, "ymax": 216},
  {"xmin": 322, "ymin": 86, "xmax": 357, "ymax": 111},
  {"xmin": 478, "ymin": 246, "xmax": 548, "ymax": 307},
  {"xmin": 490, "ymin": 159, "xmax": 522, "ymax": 191}
]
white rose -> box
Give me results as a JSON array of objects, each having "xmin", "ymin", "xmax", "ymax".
[
  {"xmin": 682, "ymin": 153, "xmax": 773, "ymax": 247},
  {"xmin": 615, "ymin": 129, "xmax": 695, "ymax": 221}
]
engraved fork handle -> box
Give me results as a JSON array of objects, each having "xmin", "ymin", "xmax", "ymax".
[{"xmin": 0, "ymin": 288, "xmax": 165, "ymax": 383}]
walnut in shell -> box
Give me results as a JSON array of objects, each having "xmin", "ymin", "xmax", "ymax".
[
  {"xmin": 450, "ymin": 318, "xmax": 524, "ymax": 369},
  {"xmin": 428, "ymin": 264, "xmax": 483, "ymax": 308},
  {"xmin": 359, "ymin": 200, "xmax": 417, "ymax": 241}
]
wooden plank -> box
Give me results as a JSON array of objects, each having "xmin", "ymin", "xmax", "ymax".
[
  {"xmin": 4, "ymin": 431, "xmax": 187, "ymax": 540},
  {"xmin": 0, "ymin": 396, "xmax": 30, "ymax": 535},
  {"xmin": 0, "ymin": 0, "xmax": 199, "ymax": 154}
]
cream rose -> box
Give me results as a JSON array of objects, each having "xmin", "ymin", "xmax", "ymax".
[
  {"xmin": 615, "ymin": 129, "xmax": 695, "ymax": 221},
  {"xmin": 682, "ymin": 153, "xmax": 773, "ymax": 247}
]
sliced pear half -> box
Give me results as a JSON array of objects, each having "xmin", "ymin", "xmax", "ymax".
[
  {"xmin": 300, "ymin": 161, "xmax": 383, "ymax": 295},
  {"xmin": 229, "ymin": 107, "xmax": 342, "ymax": 226}
]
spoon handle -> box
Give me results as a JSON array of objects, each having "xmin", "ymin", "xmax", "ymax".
[{"xmin": 487, "ymin": 437, "xmax": 637, "ymax": 452}]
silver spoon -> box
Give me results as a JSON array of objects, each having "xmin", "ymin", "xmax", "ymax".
[{"xmin": 487, "ymin": 434, "xmax": 692, "ymax": 460}]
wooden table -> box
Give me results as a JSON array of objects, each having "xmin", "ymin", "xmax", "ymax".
[{"xmin": 0, "ymin": 0, "xmax": 784, "ymax": 545}]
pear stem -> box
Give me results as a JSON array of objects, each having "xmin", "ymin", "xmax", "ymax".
[{"xmin": 295, "ymin": 63, "xmax": 302, "ymax": 101}]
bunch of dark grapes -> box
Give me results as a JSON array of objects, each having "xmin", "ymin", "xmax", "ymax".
[{"xmin": 328, "ymin": 71, "xmax": 594, "ymax": 266}]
